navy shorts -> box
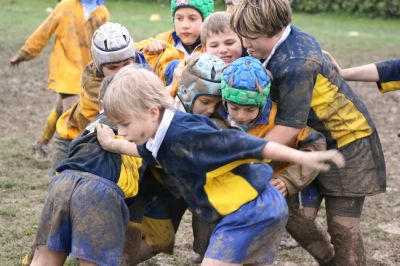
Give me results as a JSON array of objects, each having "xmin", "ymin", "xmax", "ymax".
[
  {"xmin": 205, "ymin": 185, "xmax": 288, "ymax": 264},
  {"xmin": 34, "ymin": 170, "xmax": 129, "ymax": 265}
]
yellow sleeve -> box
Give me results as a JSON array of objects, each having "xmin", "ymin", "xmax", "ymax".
[
  {"xmin": 19, "ymin": 3, "xmax": 62, "ymax": 60},
  {"xmin": 118, "ymin": 155, "xmax": 142, "ymax": 198},
  {"xmin": 56, "ymin": 62, "xmax": 102, "ymax": 139},
  {"xmin": 378, "ymin": 81, "xmax": 400, "ymax": 93},
  {"xmin": 142, "ymin": 44, "xmax": 183, "ymax": 85},
  {"xmin": 135, "ymin": 30, "xmax": 174, "ymax": 51}
]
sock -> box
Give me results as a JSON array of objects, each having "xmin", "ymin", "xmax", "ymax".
[{"xmin": 38, "ymin": 108, "xmax": 62, "ymax": 144}]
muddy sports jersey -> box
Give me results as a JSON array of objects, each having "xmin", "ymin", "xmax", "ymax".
[
  {"xmin": 135, "ymin": 30, "xmax": 204, "ymax": 86},
  {"xmin": 266, "ymin": 26, "xmax": 386, "ymax": 196},
  {"xmin": 56, "ymin": 113, "xmax": 143, "ymax": 200},
  {"xmin": 137, "ymin": 109, "xmax": 285, "ymax": 222},
  {"xmin": 34, "ymin": 113, "xmax": 143, "ymax": 265},
  {"xmin": 18, "ymin": 0, "xmax": 109, "ymax": 94},
  {"xmin": 56, "ymin": 52, "xmax": 148, "ymax": 140},
  {"xmin": 220, "ymin": 101, "xmax": 326, "ymax": 195},
  {"xmin": 376, "ymin": 59, "xmax": 400, "ymax": 93}
]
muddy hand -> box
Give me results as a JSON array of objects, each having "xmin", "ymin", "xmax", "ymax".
[
  {"xmin": 143, "ymin": 39, "xmax": 167, "ymax": 55},
  {"xmin": 9, "ymin": 53, "xmax": 24, "ymax": 68},
  {"xmin": 95, "ymin": 123, "xmax": 117, "ymax": 151},
  {"xmin": 271, "ymin": 178, "xmax": 288, "ymax": 196},
  {"xmin": 323, "ymin": 50, "xmax": 342, "ymax": 74},
  {"xmin": 313, "ymin": 149, "xmax": 345, "ymax": 172}
]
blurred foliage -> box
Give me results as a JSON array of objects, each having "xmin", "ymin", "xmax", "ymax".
[
  {"xmin": 290, "ymin": 0, "xmax": 400, "ymax": 18},
  {"xmin": 123, "ymin": 0, "xmax": 400, "ymax": 18}
]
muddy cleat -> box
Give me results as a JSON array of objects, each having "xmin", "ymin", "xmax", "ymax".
[
  {"xmin": 32, "ymin": 142, "xmax": 50, "ymax": 162},
  {"xmin": 191, "ymin": 251, "xmax": 204, "ymax": 264}
]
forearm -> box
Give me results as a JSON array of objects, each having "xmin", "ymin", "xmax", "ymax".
[
  {"xmin": 108, "ymin": 139, "xmax": 139, "ymax": 157},
  {"xmin": 262, "ymin": 141, "xmax": 304, "ymax": 164},
  {"xmin": 264, "ymin": 125, "xmax": 300, "ymax": 147},
  {"xmin": 341, "ymin": 63, "xmax": 379, "ymax": 82}
]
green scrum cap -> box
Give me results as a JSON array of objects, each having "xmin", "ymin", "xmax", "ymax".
[
  {"xmin": 221, "ymin": 56, "xmax": 271, "ymax": 112},
  {"xmin": 171, "ymin": 0, "xmax": 214, "ymax": 20}
]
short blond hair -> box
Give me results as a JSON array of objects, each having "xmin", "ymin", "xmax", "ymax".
[
  {"xmin": 102, "ymin": 65, "xmax": 174, "ymax": 121},
  {"xmin": 201, "ymin": 11, "xmax": 233, "ymax": 44},
  {"xmin": 230, "ymin": 0, "xmax": 291, "ymax": 38}
]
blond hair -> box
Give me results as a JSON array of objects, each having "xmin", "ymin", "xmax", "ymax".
[
  {"xmin": 201, "ymin": 12, "xmax": 233, "ymax": 44},
  {"xmin": 230, "ymin": 0, "xmax": 291, "ymax": 38},
  {"xmin": 102, "ymin": 65, "xmax": 174, "ymax": 122}
]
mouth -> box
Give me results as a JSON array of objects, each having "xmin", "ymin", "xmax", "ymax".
[{"xmin": 220, "ymin": 55, "xmax": 232, "ymax": 63}]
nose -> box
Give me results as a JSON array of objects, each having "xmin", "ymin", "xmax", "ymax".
[
  {"xmin": 219, "ymin": 46, "xmax": 228, "ymax": 54},
  {"xmin": 207, "ymin": 105, "xmax": 216, "ymax": 116},
  {"xmin": 181, "ymin": 19, "xmax": 190, "ymax": 29},
  {"xmin": 236, "ymin": 110, "xmax": 248, "ymax": 124}
]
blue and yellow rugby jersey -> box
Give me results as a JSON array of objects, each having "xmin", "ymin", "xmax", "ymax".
[
  {"xmin": 267, "ymin": 26, "xmax": 375, "ymax": 149},
  {"xmin": 137, "ymin": 111, "xmax": 275, "ymax": 222},
  {"xmin": 56, "ymin": 113, "xmax": 143, "ymax": 200},
  {"xmin": 376, "ymin": 59, "xmax": 400, "ymax": 93}
]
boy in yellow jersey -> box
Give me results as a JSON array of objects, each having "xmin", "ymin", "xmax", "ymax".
[
  {"xmin": 231, "ymin": 1, "xmax": 387, "ymax": 265},
  {"xmin": 9, "ymin": 0, "xmax": 109, "ymax": 161},
  {"xmin": 53, "ymin": 22, "xmax": 148, "ymax": 173},
  {"xmin": 135, "ymin": 0, "xmax": 214, "ymax": 86},
  {"xmin": 30, "ymin": 75, "xmax": 144, "ymax": 266},
  {"xmin": 96, "ymin": 65, "xmax": 345, "ymax": 266}
]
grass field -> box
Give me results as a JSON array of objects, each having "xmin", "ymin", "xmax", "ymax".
[{"xmin": 1, "ymin": 0, "xmax": 400, "ymax": 265}]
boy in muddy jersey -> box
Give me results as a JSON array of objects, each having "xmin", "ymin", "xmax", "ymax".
[{"xmin": 231, "ymin": 1, "xmax": 386, "ymax": 265}]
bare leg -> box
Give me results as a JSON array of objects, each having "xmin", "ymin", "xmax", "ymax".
[
  {"xmin": 121, "ymin": 223, "xmax": 142, "ymax": 266},
  {"xmin": 30, "ymin": 245, "xmax": 67, "ymax": 266},
  {"xmin": 326, "ymin": 196, "xmax": 366, "ymax": 266},
  {"xmin": 286, "ymin": 206, "xmax": 335, "ymax": 264}
]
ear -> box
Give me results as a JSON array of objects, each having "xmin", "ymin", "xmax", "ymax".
[{"xmin": 148, "ymin": 106, "xmax": 160, "ymax": 122}]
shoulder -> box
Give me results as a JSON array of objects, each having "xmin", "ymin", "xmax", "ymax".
[
  {"xmin": 82, "ymin": 62, "xmax": 102, "ymax": 83},
  {"xmin": 156, "ymin": 30, "xmax": 175, "ymax": 43},
  {"xmin": 271, "ymin": 27, "xmax": 323, "ymax": 75},
  {"xmin": 55, "ymin": 0, "xmax": 77, "ymax": 13}
]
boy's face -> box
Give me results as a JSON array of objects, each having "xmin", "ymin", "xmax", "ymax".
[
  {"xmin": 174, "ymin": 7, "xmax": 203, "ymax": 46},
  {"xmin": 226, "ymin": 102, "xmax": 259, "ymax": 125},
  {"xmin": 192, "ymin": 95, "xmax": 221, "ymax": 116},
  {"xmin": 115, "ymin": 108, "xmax": 159, "ymax": 145},
  {"xmin": 205, "ymin": 30, "xmax": 243, "ymax": 65},
  {"xmin": 102, "ymin": 59, "xmax": 133, "ymax": 77},
  {"xmin": 242, "ymin": 35, "xmax": 281, "ymax": 60}
]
